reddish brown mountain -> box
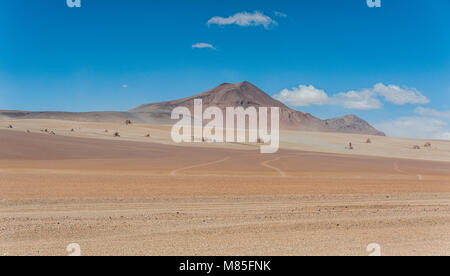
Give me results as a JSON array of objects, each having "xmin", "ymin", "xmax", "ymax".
[
  {"xmin": 325, "ymin": 115, "xmax": 385, "ymax": 136},
  {"xmin": 131, "ymin": 81, "xmax": 385, "ymax": 136},
  {"xmin": 0, "ymin": 82, "xmax": 384, "ymax": 136}
]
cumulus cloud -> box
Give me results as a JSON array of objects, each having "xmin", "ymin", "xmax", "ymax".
[
  {"xmin": 375, "ymin": 117, "xmax": 450, "ymax": 140},
  {"xmin": 274, "ymin": 85, "xmax": 382, "ymax": 110},
  {"xmin": 415, "ymin": 107, "xmax": 450, "ymax": 119},
  {"xmin": 333, "ymin": 89, "xmax": 382, "ymax": 110},
  {"xmin": 192, "ymin": 43, "xmax": 216, "ymax": 50},
  {"xmin": 207, "ymin": 11, "xmax": 276, "ymax": 29},
  {"xmin": 273, "ymin": 85, "xmax": 330, "ymax": 107},
  {"xmin": 373, "ymin": 83, "xmax": 430, "ymax": 105},
  {"xmin": 274, "ymin": 83, "xmax": 428, "ymax": 110}
]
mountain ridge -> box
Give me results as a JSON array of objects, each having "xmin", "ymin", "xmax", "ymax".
[
  {"xmin": 131, "ymin": 81, "xmax": 385, "ymax": 136},
  {"xmin": 0, "ymin": 81, "xmax": 385, "ymax": 136}
]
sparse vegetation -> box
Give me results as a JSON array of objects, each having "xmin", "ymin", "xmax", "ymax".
[
  {"xmin": 50, "ymin": 131, "xmax": 56, "ymax": 135},
  {"xmin": 71, "ymin": 128, "xmax": 75, "ymax": 132},
  {"xmin": 413, "ymin": 145, "xmax": 421, "ymax": 150},
  {"xmin": 125, "ymin": 120, "xmax": 132, "ymax": 126},
  {"xmin": 114, "ymin": 132, "xmax": 120, "ymax": 137},
  {"xmin": 7, "ymin": 125, "xmax": 13, "ymax": 129},
  {"xmin": 346, "ymin": 142, "xmax": 354, "ymax": 150},
  {"xmin": 424, "ymin": 142, "xmax": 431, "ymax": 148},
  {"xmin": 146, "ymin": 134, "xmax": 151, "ymax": 138},
  {"xmin": 105, "ymin": 130, "xmax": 109, "ymax": 133},
  {"xmin": 366, "ymin": 138, "xmax": 372, "ymax": 144}
]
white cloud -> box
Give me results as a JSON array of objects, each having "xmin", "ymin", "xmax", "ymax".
[
  {"xmin": 274, "ymin": 83, "xmax": 429, "ymax": 110},
  {"xmin": 192, "ymin": 43, "xmax": 216, "ymax": 50},
  {"xmin": 415, "ymin": 107, "xmax": 450, "ymax": 119},
  {"xmin": 373, "ymin": 83, "xmax": 430, "ymax": 105},
  {"xmin": 333, "ymin": 89, "xmax": 382, "ymax": 110},
  {"xmin": 273, "ymin": 85, "xmax": 330, "ymax": 107},
  {"xmin": 274, "ymin": 11, "xmax": 287, "ymax": 18},
  {"xmin": 274, "ymin": 85, "xmax": 381, "ymax": 110},
  {"xmin": 375, "ymin": 117, "xmax": 450, "ymax": 140},
  {"xmin": 122, "ymin": 84, "xmax": 128, "ymax": 88},
  {"xmin": 207, "ymin": 11, "xmax": 277, "ymax": 29}
]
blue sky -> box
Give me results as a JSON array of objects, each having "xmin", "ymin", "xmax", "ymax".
[{"xmin": 1, "ymin": 0, "xmax": 449, "ymax": 139}]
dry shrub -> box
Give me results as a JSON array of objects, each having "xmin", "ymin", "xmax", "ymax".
[
  {"xmin": 413, "ymin": 145, "xmax": 421, "ymax": 150},
  {"xmin": 114, "ymin": 132, "xmax": 120, "ymax": 137},
  {"xmin": 8, "ymin": 125, "xmax": 13, "ymax": 129},
  {"xmin": 146, "ymin": 134, "xmax": 151, "ymax": 138},
  {"xmin": 424, "ymin": 142, "xmax": 431, "ymax": 148},
  {"xmin": 366, "ymin": 138, "xmax": 372, "ymax": 144},
  {"xmin": 125, "ymin": 120, "xmax": 132, "ymax": 125}
]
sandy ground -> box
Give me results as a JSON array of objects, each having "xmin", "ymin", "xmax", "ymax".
[
  {"xmin": 3, "ymin": 119, "xmax": 450, "ymax": 162},
  {"xmin": 1, "ymin": 194, "xmax": 449, "ymax": 256},
  {"xmin": 0, "ymin": 120, "xmax": 450, "ymax": 256}
]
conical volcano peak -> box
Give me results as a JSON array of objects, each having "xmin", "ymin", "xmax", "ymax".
[
  {"xmin": 130, "ymin": 81, "xmax": 287, "ymax": 111},
  {"xmin": 237, "ymin": 81, "xmax": 254, "ymax": 87},
  {"xmin": 194, "ymin": 81, "xmax": 286, "ymax": 108},
  {"xmin": 217, "ymin": 81, "xmax": 252, "ymax": 88},
  {"xmin": 129, "ymin": 82, "xmax": 384, "ymax": 136}
]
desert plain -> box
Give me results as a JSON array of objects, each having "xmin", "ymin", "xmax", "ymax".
[{"xmin": 0, "ymin": 119, "xmax": 449, "ymax": 256}]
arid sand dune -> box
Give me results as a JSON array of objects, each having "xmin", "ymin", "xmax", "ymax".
[{"xmin": 0, "ymin": 122, "xmax": 449, "ymax": 256}]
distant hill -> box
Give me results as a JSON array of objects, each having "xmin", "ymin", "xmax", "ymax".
[
  {"xmin": 325, "ymin": 115, "xmax": 385, "ymax": 136},
  {"xmin": 132, "ymin": 81, "xmax": 385, "ymax": 136},
  {"xmin": 0, "ymin": 81, "xmax": 385, "ymax": 136}
]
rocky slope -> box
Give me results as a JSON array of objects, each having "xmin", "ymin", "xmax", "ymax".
[{"xmin": 132, "ymin": 81, "xmax": 385, "ymax": 136}]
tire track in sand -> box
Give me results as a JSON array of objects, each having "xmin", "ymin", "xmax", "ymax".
[
  {"xmin": 170, "ymin": 157, "xmax": 231, "ymax": 176},
  {"xmin": 394, "ymin": 161, "xmax": 423, "ymax": 181},
  {"xmin": 261, "ymin": 157, "xmax": 287, "ymax": 177}
]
